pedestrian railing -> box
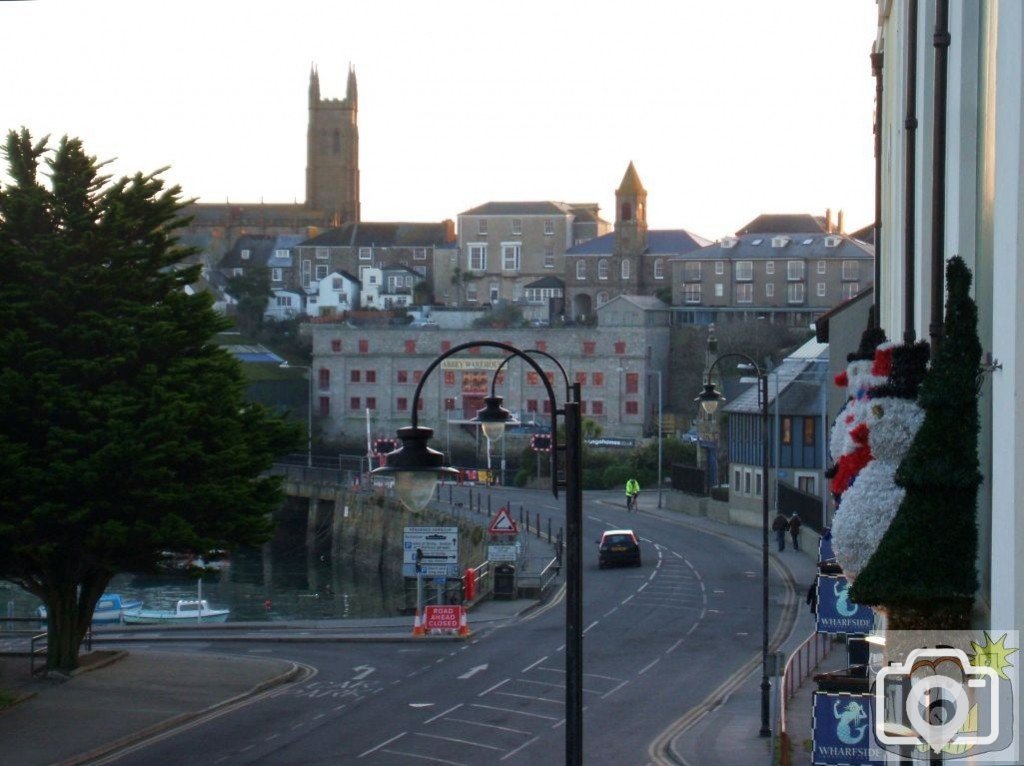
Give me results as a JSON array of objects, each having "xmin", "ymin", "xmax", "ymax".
[
  {"xmin": 777, "ymin": 631, "xmax": 832, "ymax": 766},
  {"xmin": 29, "ymin": 626, "xmax": 92, "ymax": 677}
]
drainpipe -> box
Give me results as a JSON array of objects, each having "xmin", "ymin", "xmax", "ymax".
[
  {"xmin": 929, "ymin": 0, "xmax": 950, "ymax": 355},
  {"xmin": 871, "ymin": 49, "xmax": 884, "ymax": 327},
  {"xmin": 903, "ymin": 0, "xmax": 919, "ymax": 344}
]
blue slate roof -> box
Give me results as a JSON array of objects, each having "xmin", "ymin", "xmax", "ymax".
[
  {"xmin": 680, "ymin": 233, "xmax": 873, "ymax": 261},
  {"xmin": 566, "ymin": 229, "xmax": 710, "ymax": 256}
]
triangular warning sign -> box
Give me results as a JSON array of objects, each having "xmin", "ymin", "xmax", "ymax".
[{"xmin": 488, "ymin": 507, "xmax": 518, "ymax": 535}]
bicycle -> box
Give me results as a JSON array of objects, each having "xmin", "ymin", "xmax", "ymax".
[{"xmin": 626, "ymin": 493, "xmax": 637, "ymax": 512}]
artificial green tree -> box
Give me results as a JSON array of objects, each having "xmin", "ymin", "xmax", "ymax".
[{"xmin": 851, "ymin": 256, "xmax": 982, "ymax": 629}]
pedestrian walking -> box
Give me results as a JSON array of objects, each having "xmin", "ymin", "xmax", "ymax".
[
  {"xmin": 625, "ymin": 477, "xmax": 640, "ymax": 512},
  {"xmin": 788, "ymin": 513, "xmax": 802, "ymax": 551},
  {"xmin": 772, "ymin": 511, "xmax": 788, "ymax": 551},
  {"xmin": 806, "ymin": 581, "xmax": 817, "ymax": 614}
]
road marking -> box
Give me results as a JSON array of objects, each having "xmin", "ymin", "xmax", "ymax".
[
  {"xmin": 478, "ymin": 678, "xmax": 509, "ymax": 697},
  {"xmin": 424, "ymin": 703, "xmax": 462, "ymax": 723},
  {"xmin": 444, "ymin": 717, "xmax": 529, "ymax": 736},
  {"xmin": 622, "ymin": 595, "xmax": 634, "ymax": 604},
  {"xmin": 240, "ymin": 744, "xmax": 254, "ymax": 752},
  {"xmin": 517, "ymin": 678, "xmax": 564, "ymax": 690},
  {"xmin": 495, "ymin": 690, "xmax": 565, "ymax": 704},
  {"xmin": 637, "ymin": 582, "xmax": 648, "ymax": 592},
  {"xmin": 415, "ymin": 732, "xmax": 504, "ymax": 752},
  {"xmin": 603, "ymin": 606, "xmax": 618, "ymax": 617},
  {"xmin": 409, "ymin": 702, "xmax": 434, "ymax": 708},
  {"xmin": 583, "ymin": 620, "xmax": 599, "ymax": 634},
  {"xmin": 638, "ymin": 658, "xmax": 660, "ymax": 675},
  {"xmin": 358, "ymin": 732, "xmax": 406, "ymax": 758},
  {"xmin": 312, "ymin": 713, "xmax": 325, "ymax": 720},
  {"xmin": 458, "ymin": 663, "xmax": 489, "ymax": 680},
  {"xmin": 380, "ymin": 748, "xmax": 466, "ymax": 765},
  {"xmin": 501, "ymin": 736, "xmax": 540, "ymax": 761},
  {"xmin": 673, "ymin": 551, "xmax": 684, "ymax": 559},
  {"xmin": 601, "ymin": 680, "xmax": 629, "ymax": 699},
  {"xmin": 522, "ymin": 656, "xmax": 547, "ymax": 673},
  {"xmin": 666, "ymin": 638, "xmax": 684, "ymax": 654},
  {"xmin": 265, "ymin": 733, "xmax": 280, "ymax": 741},
  {"xmin": 471, "ymin": 703, "xmax": 561, "ymax": 721}
]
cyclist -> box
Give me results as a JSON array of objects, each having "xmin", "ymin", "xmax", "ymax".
[{"xmin": 625, "ymin": 477, "xmax": 640, "ymax": 512}]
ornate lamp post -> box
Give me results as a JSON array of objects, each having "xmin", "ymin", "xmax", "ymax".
[
  {"xmin": 372, "ymin": 341, "xmax": 586, "ymax": 765},
  {"xmin": 695, "ymin": 342, "xmax": 772, "ymax": 738}
]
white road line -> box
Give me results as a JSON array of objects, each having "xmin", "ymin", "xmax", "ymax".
[
  {"xmin": 291, "ymin": 722, "xmax": 305, "ymax": 730},
  {"xmin": 687, "ymin": 622, "xmax": 701, "ymax": 635},
  {"xmin": 495, "ymin": 690, "xmax": 565, "ymax": 704},
  {"xmin": 444, "ymin": 717, "xmax": 530, "ymax": 736},
  {"xmin": 647, "ymin": 572, "xmax": 657, "ymax": 581},
  {"xmin": 673, "ymin": 551, "xmax": 684, "ymax": 559},
  {"xmin": 603, "ymin": 607, "xmax": 618, "ymax": 617},
  {"xmin": 501, "ymin": 736, "xmax": 540, "ymax": 761},
  {"xmin": 601, "ymin": 680, "xmax": 629, "ymax": 699},
  {"xmin": 380, "ymin": 748, "xmax": 467, "ymax": 765},
  {"xmin": 358, "ymin": 732, "xmax": 406, "ymax": 758},
  {"xmin": 621, "ymin": 595, "xmax": 634, "ymax": 604},
  {"xmin": 240, "ymin": 744, "xmax": 254, "ymax": 752},
  {"xmin": 424, "ymin": 703, "xmax": 462, "ymax": 724},
  {"xmin": 313, "ymin": 713, "xmax": 325, "ymax": 720},
  {"xmin": 478, "ymin": 678, "xmax": 510, "ymax": 697},
  {"xmin": 471, "ymin": 703, "xmax": 561, "ymax": 722},
  {"xmin": 583, "ymin": 620, "xmax": 599, "ymax": 634},
  {"xmin": 517, "ymin": 678, "xmax": 564, "ymax": 690},
  {"xmin": 415, "ymin": 732, "xmax": 505, "ymax": 752},
  {"xmin": 637, "ymin": 582, "xmax": 648, "ymax": 592},
  {"xmin": 265, "ymin": 734, "xmax": 280, "ymax": 741},
  {"xmin": 666, "ymin": 638, "xmax": 684, "ymax": 654},
  {"xmin": 521, "ymin": 656, "xmax": 547, "ymax": 673},
  {"xmin": 333, "ymin": 704, "xmax": 347, "ymax": 712},
  {"xmin": 638, "ymin": 658, "xmax": 660, "ymax": 675}
]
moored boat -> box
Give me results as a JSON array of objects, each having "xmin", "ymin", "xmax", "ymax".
[
  {"xmin": 122, "ymin": 599, "xmax": 229, "ymax": 624},
  {"xmin": 37, "ymin": 593, "xmax": 144, "ymax": 625}
]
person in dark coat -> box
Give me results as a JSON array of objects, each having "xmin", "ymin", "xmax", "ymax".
[
  {"xmin": 788, "ymin": 513, "xmax": 802, "ymax": 551},
  {"xmin": 771, "ymin": 512, "xmax": 788, "ymax": 551},
  {"xmin": 806, "ymin": 581, "xmax": 817, "ymax": 614}
]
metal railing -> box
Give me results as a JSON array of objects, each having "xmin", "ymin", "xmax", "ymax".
[
  {"xmin": 777, "ymin": 631, "xmax": 833, "ymax": 766},
  {"xmin": 29, "ymin": 626, "xmax": 92, "ymax": 677}
]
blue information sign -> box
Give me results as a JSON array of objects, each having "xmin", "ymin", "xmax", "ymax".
[
  {"xmin": 812, "ymin": 692, "xmax": 885, "ymax": 765},
  {"xmin": 815, "ymin": 575, "xmax": 874, "ymax": 635}
]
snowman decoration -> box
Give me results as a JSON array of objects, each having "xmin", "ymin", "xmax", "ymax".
[{"xmin": 830, "ymin": 342, "xmax": 929, "ymax": 581}]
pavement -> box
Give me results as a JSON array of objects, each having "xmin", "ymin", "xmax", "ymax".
[{"xmin": 0, "ymin": 490, "xmax": 841, "ymax": 766}]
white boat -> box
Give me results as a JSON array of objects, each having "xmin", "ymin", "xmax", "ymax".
[
  {"xmin": 122, "ymin": 599, "xmax": 230, "ymax": 625},
  {"xmin": 37, "ymin": 593, "xmax": 144, "ymax": 625}
]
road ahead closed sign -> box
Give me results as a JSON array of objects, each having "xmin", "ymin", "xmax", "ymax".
[{"xmin": 423, "ymin": 605, "xmax": 461, "ymax": 630}]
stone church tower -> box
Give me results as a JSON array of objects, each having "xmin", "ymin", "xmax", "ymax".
[
  {"xmin": 306, "ymin": 65, "xmax": 360, "ymax": 225},
  {"xmin": 614, "ymin": 161, "xmax": 648, "ymax": 291}
]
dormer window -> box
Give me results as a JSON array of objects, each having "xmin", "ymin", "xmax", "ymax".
[
  {"xmin": 751, "ymin": 239, "xmax": 763, "ymax": 246},
  {"xmin": 240, "ymin": 249, "xmax": 251, "ymax": 260},
  {"xmin": 721, "ymin": 237, "xmax": 738, "ymax": 249},
  {"xmin": 772, "ymin": 236, "xmax": 790, "ymax": 248},
  {"xmin": 824, "ymin": 235, "xmax": 841, "ymax": 248}
]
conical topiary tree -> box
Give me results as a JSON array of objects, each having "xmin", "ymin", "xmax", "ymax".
[{"xmin": 850, "ymin": 256, "xmax": 982, "ymax": 629}]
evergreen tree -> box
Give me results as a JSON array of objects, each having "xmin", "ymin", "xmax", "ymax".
[
  {"xmin": 850, "ymin": 257, "xmax": 982, "ymax": 629},
  {"xmin": 0, "ymin": 130, "xmax": 299, "ymax": 670},
  {"xmin": 226, "ymin": 267, "xmax": 272, "ymax": 333}
]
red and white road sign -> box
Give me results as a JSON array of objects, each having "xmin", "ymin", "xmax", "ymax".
[
  {"xmin": 488, "ymin": 507, "xmax": 518, "ymax": 535},
  {"xmin": 423, "ymin": 605, "xmax": 461, "ymax": 630}
]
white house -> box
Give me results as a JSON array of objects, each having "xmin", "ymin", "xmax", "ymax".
[
  {"xmin": 264, "ymin": 289, "xmax": 304, "ymax": 322},
  {"xmin": 315, "ymin": 271, "xmax": 359, "ymax": 316}
]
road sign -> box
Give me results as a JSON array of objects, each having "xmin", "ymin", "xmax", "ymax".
[
  {"xmin": 488, "ymin": 507, "xmax": 518, "ymax": 535},
  {"xmin": 488, "ymin": 544, "xmax": 517, "ymax": 562},
  {"xmin": 403, "ymin": 527, "xmax": 459, "ymax": 577},
  {"xmin": 422, "ymin": 605, "xmax": 461, "ymax": 630}
]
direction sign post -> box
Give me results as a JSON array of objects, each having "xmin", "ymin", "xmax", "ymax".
[{"xmin": 403, "ymin": 527, "xmax": 459, "ymax": 578}]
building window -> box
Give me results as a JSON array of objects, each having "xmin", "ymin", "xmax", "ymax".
[
  {"xmin": 592, "ymin": 372, "xmax": 604, "ymax": 386},
  {"xmin": 798, "ymin": 475, "xmax": 816, "ymax": 494},
  {"xmin": 597, "ymin": 291, "xmax": 610, "ymax": 306},
  {"xmin": 598, "ymin": 259, "xmax": 609, "ymax": 280},
  {"xmin": 397, "ymin": 370, "xmax": 408, "ymax": 384},
  {"xmin": 349, "ymin": 397, "xmax": 361, "ymax": 410},
  {"xmin": 765, "ymin": 283, "xmax": 775, "ymax": 298},
  {"xmin": 511, "ymin": 219, "xmax": 522, "ymax": 235},
  {"xmin": 803, "ymin": 417, "xmax": 816, "ymax": 445},
  {"xmin": 576, "ymin": 261, "xmax": 586, "ymax": 280},
  {"xmin": 765, "ymin": 261, "xmax": 775, "ymax": 275},
  {"xmin": 734, "ymin": 468, "xmax": 741, "ymax": 492},
  {"xmin": 501, "ymin": 243, "xmax": 521, "ymax": 271},
  {"xmin": 591, "ymin": 400, "xmax": 604, "ymax": 416},
  {"xmin": 817, "ymin": 282, "xmax": 827, "ymax": 297},
  {"xmin": 302, "ymin": 260, "xmax": 312, "ymax": 286},
  {"xmin": 715, "ymin": 283, "xmax": 724, "ymax": 297},
  {"xmin": 575, "ymin": 371, "xmax": 587, "ymax": 386},
  {"xmin": 536, "ymin": 340, "xmax": 547, "ymax": 352},
  {"xmin": 781, "ymin": 416, "xmax": 793, "ymax": 445},
  {"xmin": 489, "ymin": 283, "xmax": 499, "ymax": 302},
  {"xmin": 444, "ymin": 397, "xmax": 456, "ymax": 411},
  {"xmin": 275, "ymin": 295, "xmax": 292, "ymax": 308},
  {"xmin": 625, "ymin": 372, "xmax": 639, "ymax": 394},
  {"xmin": 441, "ymin": 340, "xmax": 452, "ymax": 352},
  {"xmin": 315, "ymin": 264, "xmax": 328, "ymax": 280},
  {"xmin": 444, "ymin": 370, "xmax": 455, "ymax": 385},
  {"xmin": 466, "ymin": 284, "xmax": 478, "ymax": 302},
  {"xmin": 358, "ymin": 339, "xmax": 369, "ymax": 353},
  {"xmin": 736, "ymin": 283, "xmax": 753, "ymax": 303},
  {"xmin": 684, "ymin": 284, "xmax": 702, "ymax": 304},
  {"xmin": 842, "ymin": 260, "xmax": 859, "ymax": 280},
  {"xmin": 614, "ymin": 341, "xmax": 626, "ymax": 354},
  {"xmin": 405, "ymin": 340, "xmax": 416, "ymax": 353},
  {"xmin": 583, "ymin": 341, "xmax": 596, "ymax": 355},
  {"xmin": 468, "ymin": 244, "xmax": 487, "ymax": 271},
  {"xmin": 350, "ymin": 370, "xmax": 360, "ymax": 383},
  {"xmin": 683, "ymin": 262, "xmax": 701, "ymax": 282},
  {"xmin": 817, "ymin": 260, "xmax": 827, "ymax": 274},
  {"xmin": 412, "ymin": 247, "xmax": 427, "ymax": 261},
  {"xmin": 318, "ymin": 396, "xmax": 330, "ymax": 417},
  {"xmin": 331, "ymin": 339, "xmax": 342, "ymax": 352},
  {"xmin": 755, "ymin": 471, "xmax": 762, "ymax": 497},
  {"xmin": 318, "ymin": 368, "xmax": 330, "ymax": 390},
  {"xmin": 654, "ymin": 259, "xmax": 665, "ymax": 279},
  {"xmin": 527, "ymin": 371, "xmax": 540, "ymax": 386},
  {"xmin": 359, "ymin": 247, "xmax": 372, "ymax": 261},
  {"xmin": 271, "ymin": 268, "xmax": 282, "ymax": 282},
  {"xmin": 544, "ymin": 219, "xmax": 555, "ymax": 235},
  {"xmin": 527, "ymin": 400, "xmax": 538, "ymax": 413},
  {"xmin": 366, "ymin": 397, "xmax": 377, "ymax": 411},
  {"xmin": 625, "ymin": 400, "xmax": 638, "ymax": 415},
  {"xmin": 478, "ymin": 219, "xmax": 488, "ymax": 236},
  {"xmin": 842, "ymin": 282, "xmax": 860, "ymax": 300},
  {"xmin": 315, "ymin": 247, "xmax": 329, "ymax": 260},
  {"xmin": 787, "ymin": 283, "xmax": 805, "ymax": 303},
  {"xmin": 396, "ymin": 397, "xmax": 408, "ymax": 411},
  {"xmin": 715, "ymin": 261, "xmax": 725, "ymax": 275},
  {"xmin": 544, "ymin": 247, "xmax": 555, "ymax": 269},
  {"xmin": 621, "ymin": 259, "xmax": 630, "ymax": 280},
  {"xmin": 744, "ymin": 470, "xmax": 752, "ymax": 494},
  {"xmin": 365, "ymin": 370, "xmax": 376, "ymax": 383},
  {"xmin": 788, "ymin": 260, "xmax": 806, "ymax": 280},
  {"xmin": 735, "ymin": 261, "xmax": 753, "ymax": 281},
  {"xmin": 413, "ymin": 370, "xmax": 423, "ymax": 383}
]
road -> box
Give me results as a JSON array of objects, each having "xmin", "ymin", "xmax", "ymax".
[{"xmin": 93, "ymin": 489, "xmax": 795, "ymax": 765}]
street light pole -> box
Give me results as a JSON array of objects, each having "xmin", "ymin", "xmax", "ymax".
[
  {"xmin": 652, "ymin": 370, "xmax": 664, "ymax": 509},
  {"xmin": 697, "ymin": 353, "xmax": 772, "ymax": 738}
]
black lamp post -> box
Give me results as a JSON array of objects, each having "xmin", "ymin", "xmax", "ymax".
[
  {"xmin": 372, "ymin": 341, "xmax": 585, "ymax": 765},
  {"xmin": 696, "ymin": 344, "xmax": 772, "ymax": 738}
]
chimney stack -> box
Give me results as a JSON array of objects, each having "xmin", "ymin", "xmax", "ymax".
[
  {"xmin": 825, "ymin": 208, "xmax": 833, "ymax": 233},
  {"xmin": 837, "ymin": 209, "xmax": 845, "ymax": 234}
]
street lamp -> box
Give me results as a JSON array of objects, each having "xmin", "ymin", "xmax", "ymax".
[
  {"xmin": 650, "ymin": 369, "xmax": 664, "ymax": 509},
  {"xmin": 280, "ymin": 361, "xmax": 313, "ymax": 468},
  {"xmin": 372, "ymin": 341, "xmax": 586, "ymax": 765},
  {"xmin": 695, "ymin": 340, "xmax": 772, "ymax": 738}
]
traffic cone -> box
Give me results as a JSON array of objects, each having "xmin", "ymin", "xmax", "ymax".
[
  {"xmin": 457, "ymin": 606, "xmax": 471, "ymax": 637},
  {"xmin": 412, "ymin": 608, "xmax": 426, "ymax": 637}
]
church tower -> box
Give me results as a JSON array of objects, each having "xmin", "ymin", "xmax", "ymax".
[
  {"xmin": 306, "ymin": 64, "xmax": 360, "ymax": 225},
  {"xmin": 614, "ymin": 161, "xmax": 648, "ymax": 290}
]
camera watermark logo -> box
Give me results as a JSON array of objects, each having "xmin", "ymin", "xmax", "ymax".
[{"xmin": 874, "ymin": 631, "xmax": 1018, "ymax": 762}]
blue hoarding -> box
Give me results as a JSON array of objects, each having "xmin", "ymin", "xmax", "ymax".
[
  {"xmin": 812, "ymin": 692, "xmax": 885, "ymax": 765},
  {"xmin": 815, "ymin": 575, "xmax": 874, "ymax": 635}
]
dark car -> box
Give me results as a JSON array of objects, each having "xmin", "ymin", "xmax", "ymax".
[{"xmin": 597, "ymin": 529, "xmax": 641, "ymax": 568}]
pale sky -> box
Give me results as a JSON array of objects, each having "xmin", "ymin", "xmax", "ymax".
[{"xmin": 3, "ymin": 0, "xmax": 879, "ymax": 240}]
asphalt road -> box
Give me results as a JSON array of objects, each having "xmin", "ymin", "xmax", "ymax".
[{"xmin": 92, "ymin": 489, "xmax": 793, "ymax": 765}]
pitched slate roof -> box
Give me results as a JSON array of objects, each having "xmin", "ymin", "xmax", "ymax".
[
  {"xmin": 298, "ymin": 222, "xmax": 454, "ymax": 248},
  {"xmin": 735, "ymin": 214, "xmax": 827, "ymax": 235},
  {"xmin": 460, "ymin": 201, "xmax": 572, "ymax": 216},
  {"xmin": 219, "ymin": 234, "xmax": 276, "ymax": 269},
  {"xmin": 723, "ymin": 340, "xmax": 829, "ymax": 415},
  {"xmin": 524, "ymin": 276, "xmax": 565, "ymax": 289},
  {"xmin": 678, "ymin": 233, "xmax": 873, "ymax": 261},
  {"xmin": 565, "ymin": 229, "xmax": 710, "ymax": 256}
]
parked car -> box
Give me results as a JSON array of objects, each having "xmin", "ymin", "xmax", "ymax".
[{"xmin": 597, "ymin": 529, "xmax": 641, "ymax": 568}]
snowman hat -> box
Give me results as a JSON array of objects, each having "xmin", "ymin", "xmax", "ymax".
[
  {"xmin": 847, "ymin": 326, "xmax": 888, "ymax": 363},
  {"xmin": 869, "ymin": 340, "xmax": 930, "ymax": 400}
]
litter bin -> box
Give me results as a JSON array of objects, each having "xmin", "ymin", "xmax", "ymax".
[{"xmin": 493, "ymin": 563, "xmax": 516, "ymax": 600}]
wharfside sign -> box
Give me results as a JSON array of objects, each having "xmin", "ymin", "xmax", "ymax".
[
  {"xmin": 816, "ymin": 575, "xmax": 874, "ymax": 635},
  {"xmin": 440, "ymin": 359, "xmax": 505, "ymax": 371}
]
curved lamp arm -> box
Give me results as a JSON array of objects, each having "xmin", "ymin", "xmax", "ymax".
[{"xmin": 491, "ymin": 347, "xmax": 572, "ymax": 403}]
